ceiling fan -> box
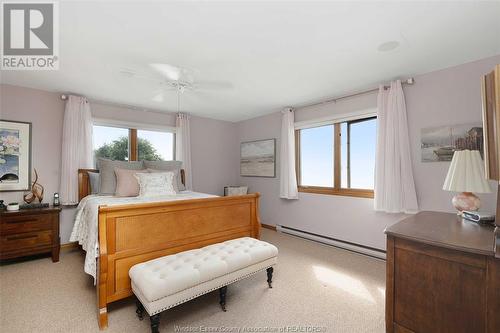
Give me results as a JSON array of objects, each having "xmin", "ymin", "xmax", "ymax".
[{"xmin": 117, "ymin": 63, "xmax": 233, "ymax": 109}]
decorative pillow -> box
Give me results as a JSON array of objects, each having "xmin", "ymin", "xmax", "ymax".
[
  {"xmin": 88, "ymin": 171, "xmax": 100, "ymax": 194},
  {"xmin": 147, "ymin": 168, "xmax": 180, "ymax": 192},
  {"xmin": 114, "ymin": 168, "xmax": 147, "ymax": 197},
  {"xmin": 97, "ymin": 158, "xmax": 144, "ymax": 195},
  {"xmin": 134, "ymin": 172, "xmax": 177, "ymax": 197},
  {"xmin": 143, "ymin": 160, "xmax": 185, "ymax": 191}
]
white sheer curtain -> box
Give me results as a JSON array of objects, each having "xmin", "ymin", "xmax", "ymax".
[
  {"xmin": 279, "ymin": 108, "xmax": 299, "ymax": 199},
  {"xmin": 60, "ymin": 95, "xmax": 93, "ymax": 205},
  {"xmin": 374, "ymin": 80, "xmax": 418, "ymax": 213},
  {"xmin": 175, "ymin": 113, "xmax": 193, "ymax": 190}
]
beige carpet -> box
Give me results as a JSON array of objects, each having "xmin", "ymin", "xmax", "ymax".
[{"xmin": 0, "ymin": 229, "xmax": 386, "ymax": 333}]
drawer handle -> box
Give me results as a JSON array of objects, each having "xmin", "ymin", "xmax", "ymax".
[
  {"xmin": 5, "ymin": 219, "xmax": 37, "ymax": 224},
  {"xmin": 5, "ymin": 234, "xmax": 38, "ymax": 241}
]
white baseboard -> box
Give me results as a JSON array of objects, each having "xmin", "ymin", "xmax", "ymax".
[{"xmin": 276, "ymin": 225, "xmax": 386, "ymax": 260}]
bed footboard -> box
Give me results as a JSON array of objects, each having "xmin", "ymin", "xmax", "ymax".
[{"xmin": 96, "ymin": 193, "xmax": 260, "ymax": 329}]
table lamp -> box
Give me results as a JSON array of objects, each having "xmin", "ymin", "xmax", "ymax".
[{"xmin": 442, "ymin": 150, "xmax": 491, "ymax": 212}]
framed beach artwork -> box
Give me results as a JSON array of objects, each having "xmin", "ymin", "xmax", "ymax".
[
  {"xmin": 421, "ymin": 123, "xmax": 483, "ymax": 162},
  {"xmin": 0, "ymin": 120, "xmax": 32, "ymax": 191},
  {"xmin": 240, "ymin": 139, "xmax": 276, "ymax": 177}
]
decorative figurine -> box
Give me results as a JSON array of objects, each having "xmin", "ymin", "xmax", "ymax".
[{"xmin": 23, "ymin": 169, "xmax": 44, "ymax": 204}]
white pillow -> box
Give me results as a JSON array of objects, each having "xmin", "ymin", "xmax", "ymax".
[{"xmin": 134, "ymin": 172, "xmax": 177, "ymax": 197}]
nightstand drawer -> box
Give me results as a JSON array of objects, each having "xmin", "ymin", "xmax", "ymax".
[
  {"xmin": 0, "ymin": 230, "xmax": 52, "ymax": 252},
  {"xmin": 0, "ymin": 215, "xmax": 52, "ymax": 235}
]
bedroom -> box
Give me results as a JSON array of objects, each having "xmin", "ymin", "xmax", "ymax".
[{"xmin": 1, "ymin": 1, "xmax": 499, "ymax": 332}]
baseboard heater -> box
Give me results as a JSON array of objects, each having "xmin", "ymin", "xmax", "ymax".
[{"xmin": 276, "ymin": 225, "xmax": 386, "ymax": 260}]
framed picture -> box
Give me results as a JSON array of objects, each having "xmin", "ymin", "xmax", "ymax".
[
  {"xmin": 0, "ymin": 120, "xmax": 32, "ymax": 191},
  {"xmin": 421, "ymin": 123, "xmax": 483, "ymax": 162},
  {"xmin": 240, "ymin": 139, "xmax": 276, "ymax": 177}
]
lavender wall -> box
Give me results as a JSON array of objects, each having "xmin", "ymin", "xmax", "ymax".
[
  {"xmin": 0, "ymin": 85, "xmax": 65, "ymax": 207},
  {"xmin": 0, "ymin": 84, "xmax": 239, "ymax": 243},
  {"xmin": 237, "ymin": 55, "xmax": 500, "ymax": 250},
  {"xmin": 190, "ymin": 116, "xmax": 240, "ymax": 195}
]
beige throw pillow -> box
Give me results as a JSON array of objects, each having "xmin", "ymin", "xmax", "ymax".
[
  {"xmin": 114, "ymin": 168, "xmax": 147, "ymax": 197},
  {"xmin": 134, "ymin": 172, "xmax": 177, "ymax": 197},
  {"xmin": 97, "ymin": 158, "xmax": 144, "ymax": 195}
]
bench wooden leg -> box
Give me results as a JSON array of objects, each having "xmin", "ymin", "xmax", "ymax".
[
  {"xmin": 219, "ymin": 286, "xmax": 227, "ymax": 312},
  {"xmin": 136, "ymin": 299, "xmax": 145, "ymax": 321},
  {"xmin": 266, "ymin": 267, "xmax": 274, "ymax": 288},
  {"xmin": 150, "ymin": 314, "xmax": 160, "ymax": 333}
]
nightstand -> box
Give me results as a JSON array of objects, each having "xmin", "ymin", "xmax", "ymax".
[{"xmin": 0, "ymin": 207, "xmax": 61, "ymax": 262}]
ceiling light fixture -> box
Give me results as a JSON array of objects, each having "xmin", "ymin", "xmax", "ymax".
[{"xmin": 377, "ymin": 41, "xmax": 400, "ymax": 52}]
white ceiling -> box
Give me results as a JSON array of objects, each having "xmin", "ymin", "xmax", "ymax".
[{"xmin": 1, "ymin": 1, "xmax": 499, "ymax": 122}]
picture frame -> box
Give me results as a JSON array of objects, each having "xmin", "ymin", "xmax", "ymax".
[
  {"xmin": 240, "ymin": 138, "xmax": 276, "ymax": 177},
  {"xmin": 0, "ymin": 120, "xmax": 32, "ymax": 191},
  {"xmin": 421, "ymin": 123, "xmax": 483, "ymax": 162}
]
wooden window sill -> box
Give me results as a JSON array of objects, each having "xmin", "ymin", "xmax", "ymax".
[{"xmin": 298, "ymin": 186, "xmax": 374, "ymax": 199}]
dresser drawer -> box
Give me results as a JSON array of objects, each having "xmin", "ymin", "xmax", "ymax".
[
  {"xmin": 0, "ymin": 230, "xmax": 52, "ymax": 252},
  {"xmin": 1, "ymin": 214, "xmax": 52, "ymax": 235}
]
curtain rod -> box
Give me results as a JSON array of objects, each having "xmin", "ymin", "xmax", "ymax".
[
  {"xmin": 60, "ymin": 94, "xmax": 177, "ymax": 116},
  {"xmin": 296, "ymin": 78, "xmax": 415, "ymax": 109}
]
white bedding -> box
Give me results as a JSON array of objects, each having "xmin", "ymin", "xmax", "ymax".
[{"xmin": 69, "ymin": 191, "xmax": 217, "ymax": 282}]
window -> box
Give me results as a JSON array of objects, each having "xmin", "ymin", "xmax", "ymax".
[
  {"xmin": 93, "ymin": 125, "xmax": 130, "ymax": 161},
  {"xmin": 92, "ymin": 123, "xmax": 175, "ymax": 163},
  {"xmin": 299, "ymin": 125, "xmax": 334, "ymax": 187},
  {"xmin": 296, "ymin": 116, "xmax": 376, "ymax": 198},
  {"xmin": 137, "ymin": 129, "xmax": 174, "ymax": 161}
]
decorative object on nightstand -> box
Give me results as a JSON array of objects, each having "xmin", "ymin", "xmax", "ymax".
[
  {"xmin": 23, "ymin": 168, "xmax": 44, "ymax": 204},
  {"xmin": 7, "ymin": 202, "xmax": 19, "ymax": 211},
  {"xmin": 442, "ymin": 150, "xmax": 491, "ymax": 212},
  {"xmin": 20, "ymin": 203, "xmax": 50, "ymax": 209},
  {"xmin": 53, "ymin": 192, "xmax": 60, "ymax": 207},
  {"xmin": 224, "ymin": 186, "xmax": 248, "ymax": 196},
  {"xmin": 0, "ymin": 206, "xmax": 61, "ymax": 262}
]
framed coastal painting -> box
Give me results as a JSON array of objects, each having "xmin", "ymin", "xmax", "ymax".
[
  {"xmin": 421, "ymin": 123, "xmax": 483, "ymax": 162},
  {"xmin": 0, "ymin": 120, "xmax": 32, "ymax": 191},
  {"xmin": 241, "ymin": 139, "xmax": 276, "ymax": 177}
]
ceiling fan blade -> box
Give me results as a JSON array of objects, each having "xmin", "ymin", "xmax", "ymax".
[
  {"xmin": 149, "ymin": 63, "xmax": 182, "ymax": 81},
  {"xmin": 193, "ymin": 80, "xmax": 234, "ymax": 90},
  {"xmin": 150, "ymin": 63, "xmax": 198, "ymax": 83},
  {"xmin": 117, "ymin": 67, "xmax": 163, "ymax": 83}
]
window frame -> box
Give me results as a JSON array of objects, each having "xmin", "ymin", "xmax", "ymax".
[
  {"xmin": 92, "ymin": 118, "xmax": 176, "ymax": 162},
  {"xmin": 295, "ymin": 116, "xmax": 376, "ymax": 198}
]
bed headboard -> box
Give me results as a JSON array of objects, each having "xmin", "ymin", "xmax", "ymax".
[{"xmin": 77, "ymin": 168, "xmax": 186, "ymax": 202}]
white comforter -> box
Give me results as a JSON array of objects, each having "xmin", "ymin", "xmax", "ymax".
[{"xmin": 69, "ymin": 191, "xmax": 217, "ymax": 282}]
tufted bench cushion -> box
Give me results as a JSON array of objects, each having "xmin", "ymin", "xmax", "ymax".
[{"xmin": 129, "ymin": 237, "xmax": 278, "ymax": 320}]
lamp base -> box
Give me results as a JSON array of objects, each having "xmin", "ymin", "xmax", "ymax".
[{"xmin": 452, "ymin": 192, "xmax": 480, "ymax": 213}]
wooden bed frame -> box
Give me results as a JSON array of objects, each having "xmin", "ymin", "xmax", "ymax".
[{"xmin": 77, "ymin": 169, "xmax": 261, "ymax": 329}]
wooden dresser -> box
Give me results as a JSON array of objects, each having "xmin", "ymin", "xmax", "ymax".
[
  {"xmin": 0, "ymin": 207, "xmax": 61, "ymax": 262},
  {"xmin": 385, "ymin": 211, "xmax": 500, "ymax": 333}
]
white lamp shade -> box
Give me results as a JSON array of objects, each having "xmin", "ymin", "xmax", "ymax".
[{"xmin": 442, "ymin": 150, "xmax": 491, "ymax": 193}]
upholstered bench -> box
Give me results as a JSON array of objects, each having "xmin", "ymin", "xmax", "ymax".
[{"xmin": 129, "ymin": 237, "xmax": 278, "ymax": 333}]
